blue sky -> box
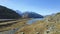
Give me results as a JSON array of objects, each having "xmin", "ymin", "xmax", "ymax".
[{"xmin": 0, "ymin": 0, "xmax": 60, "ymax": 15}]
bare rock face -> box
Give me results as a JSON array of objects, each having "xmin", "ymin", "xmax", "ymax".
[{"xmin": 0, "ymin": 5, "xmax": 21, "ymax": 19}]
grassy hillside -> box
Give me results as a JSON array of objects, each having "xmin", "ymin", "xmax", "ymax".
[
  {"xmin": 0, "ymin": 19, "xmax": 31, "ymax": 32},
  {"xmin": 15, "ymin": 13, "xmax": 60, "ymax": 34}
]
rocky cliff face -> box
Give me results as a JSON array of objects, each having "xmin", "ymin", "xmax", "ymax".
[{"xmin": 0, "ymin": 5, "xmax": 21, "ymax": 19}]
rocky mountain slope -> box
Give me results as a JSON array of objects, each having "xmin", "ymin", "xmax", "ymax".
[{"xmin": 15, "ymin": 12, "xmax": 60, "ymax": 34}]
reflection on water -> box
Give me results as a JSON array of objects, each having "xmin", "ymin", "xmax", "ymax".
[{"xmin": 27, "ymin": 18, "xmax": 43, "ymax": 24}]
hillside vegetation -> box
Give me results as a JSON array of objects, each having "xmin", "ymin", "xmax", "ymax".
[
  {"xmin": 0, "ymin": 5, "xmax": 21, "ymax": 19},
  {"xmin": 15, "ymin": 13, "xmax": 60, "ymax": 34},
  {"xmin": 0, "ymin": 19, "xmax": 31, "ymax": 32},
  {"xmin": 0, "ymin": 5, "xmax": 60, "ymax": 34},
  {"xmin": 0, "ymin": 5, "xmax": 43, "ymax": 19}
]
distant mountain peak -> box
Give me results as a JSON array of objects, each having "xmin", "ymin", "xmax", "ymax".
[
  {"xmin": 22, "ymin": 12, "xmax": 44, "ymax": 18},
  {"xmin": 16, "ymin": 10, "xmax": 22, "ymax": 15}
]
